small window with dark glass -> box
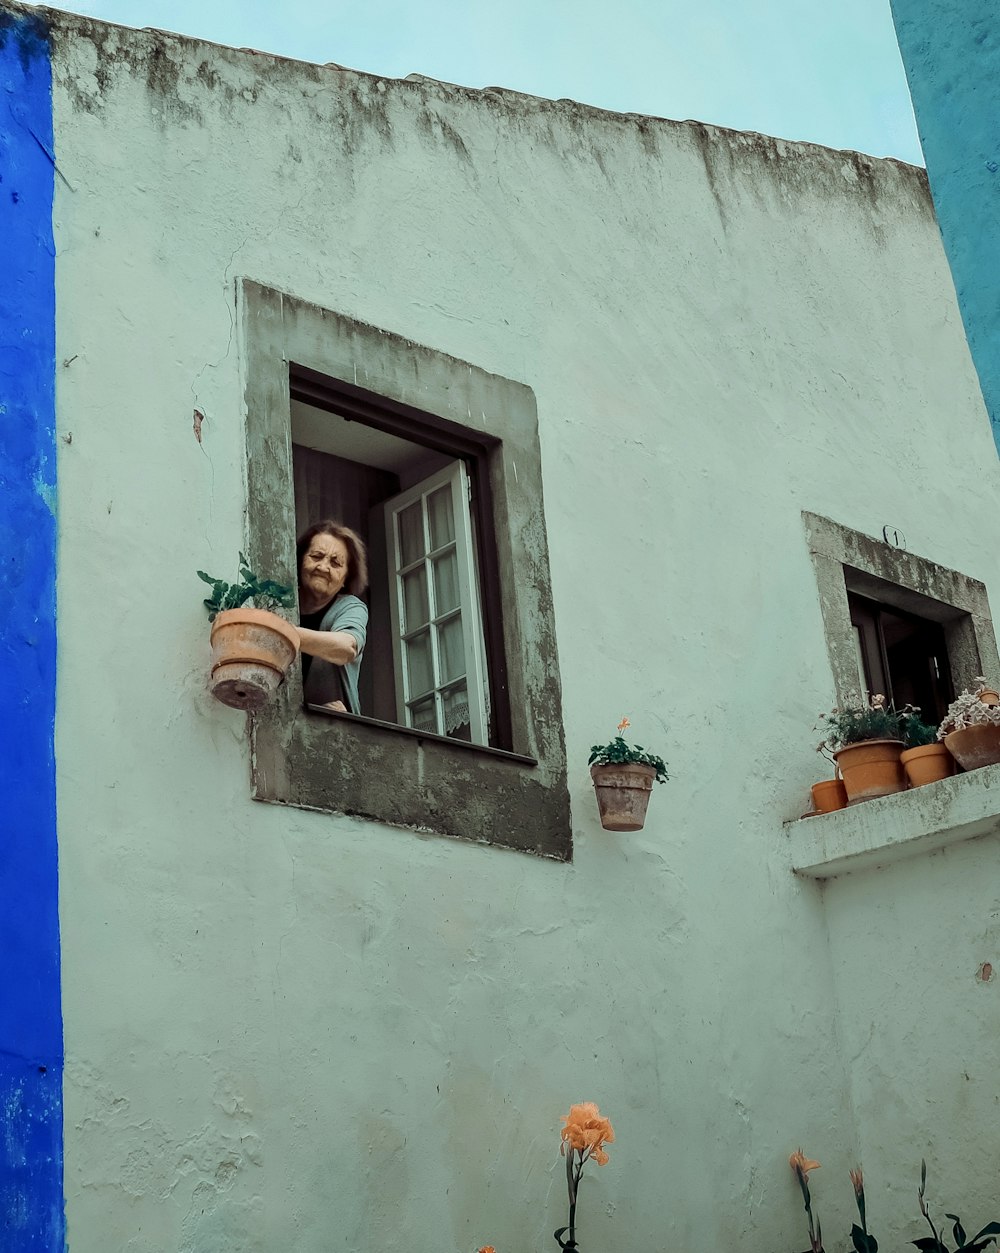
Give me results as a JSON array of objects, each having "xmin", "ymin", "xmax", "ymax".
[
  {"xmin": 289, "ymin": 366, "xmax": 504, "ymax": 749},
  {"xmin": 848, "ymin": 591, "xmax": 954, "ymax": 723}
]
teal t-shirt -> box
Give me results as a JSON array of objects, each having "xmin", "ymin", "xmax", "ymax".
[{"xmin": 301, "ymin": 593, "xmax": 368, "ymax": 714}]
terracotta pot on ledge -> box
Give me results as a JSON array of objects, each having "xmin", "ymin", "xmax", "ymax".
[
  {"xmin": 209, "ymin": 608, "xmax": 299, "ymax": 711},
  {"xmin": 810, "ymin": 778, "xmax": 848, "ymax": 814},
  {"xmin": 900, "ymin": 742, "xmax": 955, "ymax": 788},
  {"xmin": 591, "ymin": 763, "xmax": 657, "ymax": 831},
  {"xmin": 944, "ymin": 725, "xmax": 1000, "ymax": 772},
  {"xmin": 833, "ymin": 739, "xmax": 905, "ymax": 803}
]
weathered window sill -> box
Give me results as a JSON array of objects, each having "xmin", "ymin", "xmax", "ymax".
[{"xmin": 786, "ymin": 763, "xmax": 1000, "ymax": 879}]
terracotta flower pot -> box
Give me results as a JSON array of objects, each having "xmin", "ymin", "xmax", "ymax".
[
  {"xmin": 833, "ymin": 739, "xmax": 905, "ymax": 803},
  {"xmin": 944, "ymin": 724, "xmax": 1000, "ymax": 772},
  {"xmin": 810, "ymin": 778, "xmax": 848, "ymax": 814},
  {"xmin": 901, "ymin": 742, "xmax": 956, "ymax": 788},
  {"xmin": 591, "ymin": 763, "xmax": 657, "ymax": 831},
  {"xmin": 209, "ymin": 608, "xmax": 300, "ymax": 711}
]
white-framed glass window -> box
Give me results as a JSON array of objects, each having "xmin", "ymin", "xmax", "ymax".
[{"xmin": 384, "ymin": 460, "xmax": 489, "ymax": 745}]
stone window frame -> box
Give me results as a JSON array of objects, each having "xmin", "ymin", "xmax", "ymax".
[
  {"xmin": 804, "ymin": 511, "xmax": 1000, "ymax": 709},
  {"xmin": 239, "ymin": 280, "xmax": 572, "ymax": 860}
]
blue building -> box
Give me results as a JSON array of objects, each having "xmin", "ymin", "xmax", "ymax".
[{"xmin": 892, "ymin": 0, "xmax": 1000, "ymax": 456}]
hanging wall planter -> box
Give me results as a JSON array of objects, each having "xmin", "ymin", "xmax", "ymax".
[
  {"xmin": 588, "ymin": 718, "xmax": 668, "ymax": 832},
  {"xmin": 209, "ymin": 608, "xmax": 299, "ymax": 710},
  {"xmin": 198, "ymin": 554, "xmax": 298, "ymax": 712},
  {"xmin": 591, "ymin": 763, "xmax": 659, "ymax": 831}
]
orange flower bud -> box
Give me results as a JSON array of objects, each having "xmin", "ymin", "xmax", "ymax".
[{"xmin": 789, "ymin": 1148, "xmax": 821, "ymax": 1180}]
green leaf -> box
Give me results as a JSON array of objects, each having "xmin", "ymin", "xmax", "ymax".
[
  {"xmin": 947, "ymin": 1216, "xmax": 967, "ymax": 1248},
  {"xmin": 969, "ymin": 1225, "xmax": 1000, "ymax": 1245},
  {"xmin": 196, "ymin": 569, "xmax": 218, "ymax": 585},
  {"xmin": 855, "ymin": 1228, "xmax": 878, "ymax": 1253}
]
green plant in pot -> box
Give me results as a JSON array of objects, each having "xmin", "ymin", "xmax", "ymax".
[
  {"xmin": 900, "ymin": 708, "xmax": 955, "ymax": 787},
  {"xmin": 816, "ymin": 694, "xmax": 905, "ymax": 803},
  {"xmin": 197, "ymin": 553, "xmax": 299, "ymax": 711},
  {"xmin": 588, "ymin": 717, "xmax": 668, "ymax": 832}
]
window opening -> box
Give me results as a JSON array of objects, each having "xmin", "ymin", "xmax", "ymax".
[
  {"xmin": 289, "ymin": 369, "xmax": 507, "ymax": 749},
  {"xmin": 848, "ymin": 592, "xmax": 953, "ymax": 724}
]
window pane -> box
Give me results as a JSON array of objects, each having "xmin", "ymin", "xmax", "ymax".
[
  {"xmin": 443, "ymin": 683, "xmax": 472, "ymax": 742},
  {"xmin": 403, "ymin": 569, "xmax": 429, "ymax": 630},
  {"xmin": 398, "ymin": 501, "xmax": 424, "ymax": 567},
  {"xmin": 438, "ymin": 613, "xmax": 465, "ymax": 684},
  {"xmin": 406, "ymin": 630, "xmax": 433, "ymax": 697},
  {"xmin": 408, "ymin": 695, "xmax": 437, "ymax": 733},
  {"xmin": 431, "ymin": 548, "xmax": 459, "ymax": 615},
  {"xmin": 427, "ymin": 484, "xmax": 455, "ymax": 549}
]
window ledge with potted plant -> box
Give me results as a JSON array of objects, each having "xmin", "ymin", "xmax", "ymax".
[
  {"xmin": 789, "ymin": 681, "xmax": 1000, "ymax": 878},
  {"xmin": 787, "ymin": 759, "xmax": 1000, "ymax": 879}
]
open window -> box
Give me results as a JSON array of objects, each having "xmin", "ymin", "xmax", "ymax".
[
  {"xmin": 804, "ymin": 512, "xmax": 999, "ymax": 720},
  {"xmin": 288, "ymin": 363, "xmax": 513, "ymax": 751},
  {"xmin": 240, "ymin": 281, "xmax": 572, "ymax": 859},
  {"xmin": 290, "ymin": 396, "xmax": 491, "ymax": 744},
  {"xmin": 848, "ymin": 591, "xmax": 953, "ymax": 722},
  {"xmin": 383, "ymin": 462, "xmax": 488, "ymax": 743}
]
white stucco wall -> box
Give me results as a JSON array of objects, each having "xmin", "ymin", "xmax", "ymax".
[{"xmin": 42, "ymin": 8, "xmax": 1000, "ymax": 1250}]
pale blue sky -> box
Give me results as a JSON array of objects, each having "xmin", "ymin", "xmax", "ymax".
[{"xmin": 54, "ymin": 0, "xmax": 923, "ymax": 164}]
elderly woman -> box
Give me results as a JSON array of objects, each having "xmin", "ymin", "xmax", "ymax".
[{"xmin": 296, "ymin": 520, "xmax": 369, "ymax": 714}]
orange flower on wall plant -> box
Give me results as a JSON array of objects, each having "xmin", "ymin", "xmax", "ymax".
[
  {"xmin": 555, "ymin": 1103, "xmax": 615, "ymax": 1252},
  {"xmin": 477, "ymin": 1246, "xmax": 497, "ymax": 1253},
  {"xmin": 560, "ymin": 1102, "xmax": 615, "ymax": 1165},
  {"xmin": 789, "ymin": 1148, "xmax": 821, "ymax": 1182},
  {"xmin": 789, "ymin": 1148, "xmax": 825, "ymax": 1253}
]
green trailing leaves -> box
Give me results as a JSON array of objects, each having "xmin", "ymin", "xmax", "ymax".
[
  {"xmin": 197, "ymin": 553, "xmax": 295, "ymax": 622},
  {"xmin": 588, "ymin": 732, "xmax": 668, "ymax": 784}
]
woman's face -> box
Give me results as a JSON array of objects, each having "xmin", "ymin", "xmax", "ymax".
[{"xmin": 300, "ymin": 532, "xmax": 351, "ymax": 605}]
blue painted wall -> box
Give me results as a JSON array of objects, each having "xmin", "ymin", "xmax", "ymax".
[
  {"xmin": 892, "ymin": 0, "xmax": 1000, "ymax": 457},
  {"xmin": 0, "ymin": 10, "xmax": 64, "ymax": 1250}
]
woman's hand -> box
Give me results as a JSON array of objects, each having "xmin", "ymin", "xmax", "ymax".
[{"xmin": 321, "ymin": 700, "xmax": 347, "ymax": 713}]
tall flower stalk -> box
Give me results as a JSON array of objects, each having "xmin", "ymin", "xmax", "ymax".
[
  {"xmin": 555, "ymin": 1103, "xmax": 615, "ymax": 1252},
  {"xmin": 790, "ymin": 1149, "xmax": 825, "ymax": 1253},
  {"xmin": 850, "ymin": 1166, "xmax": 878, "ymax": 1253}
]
